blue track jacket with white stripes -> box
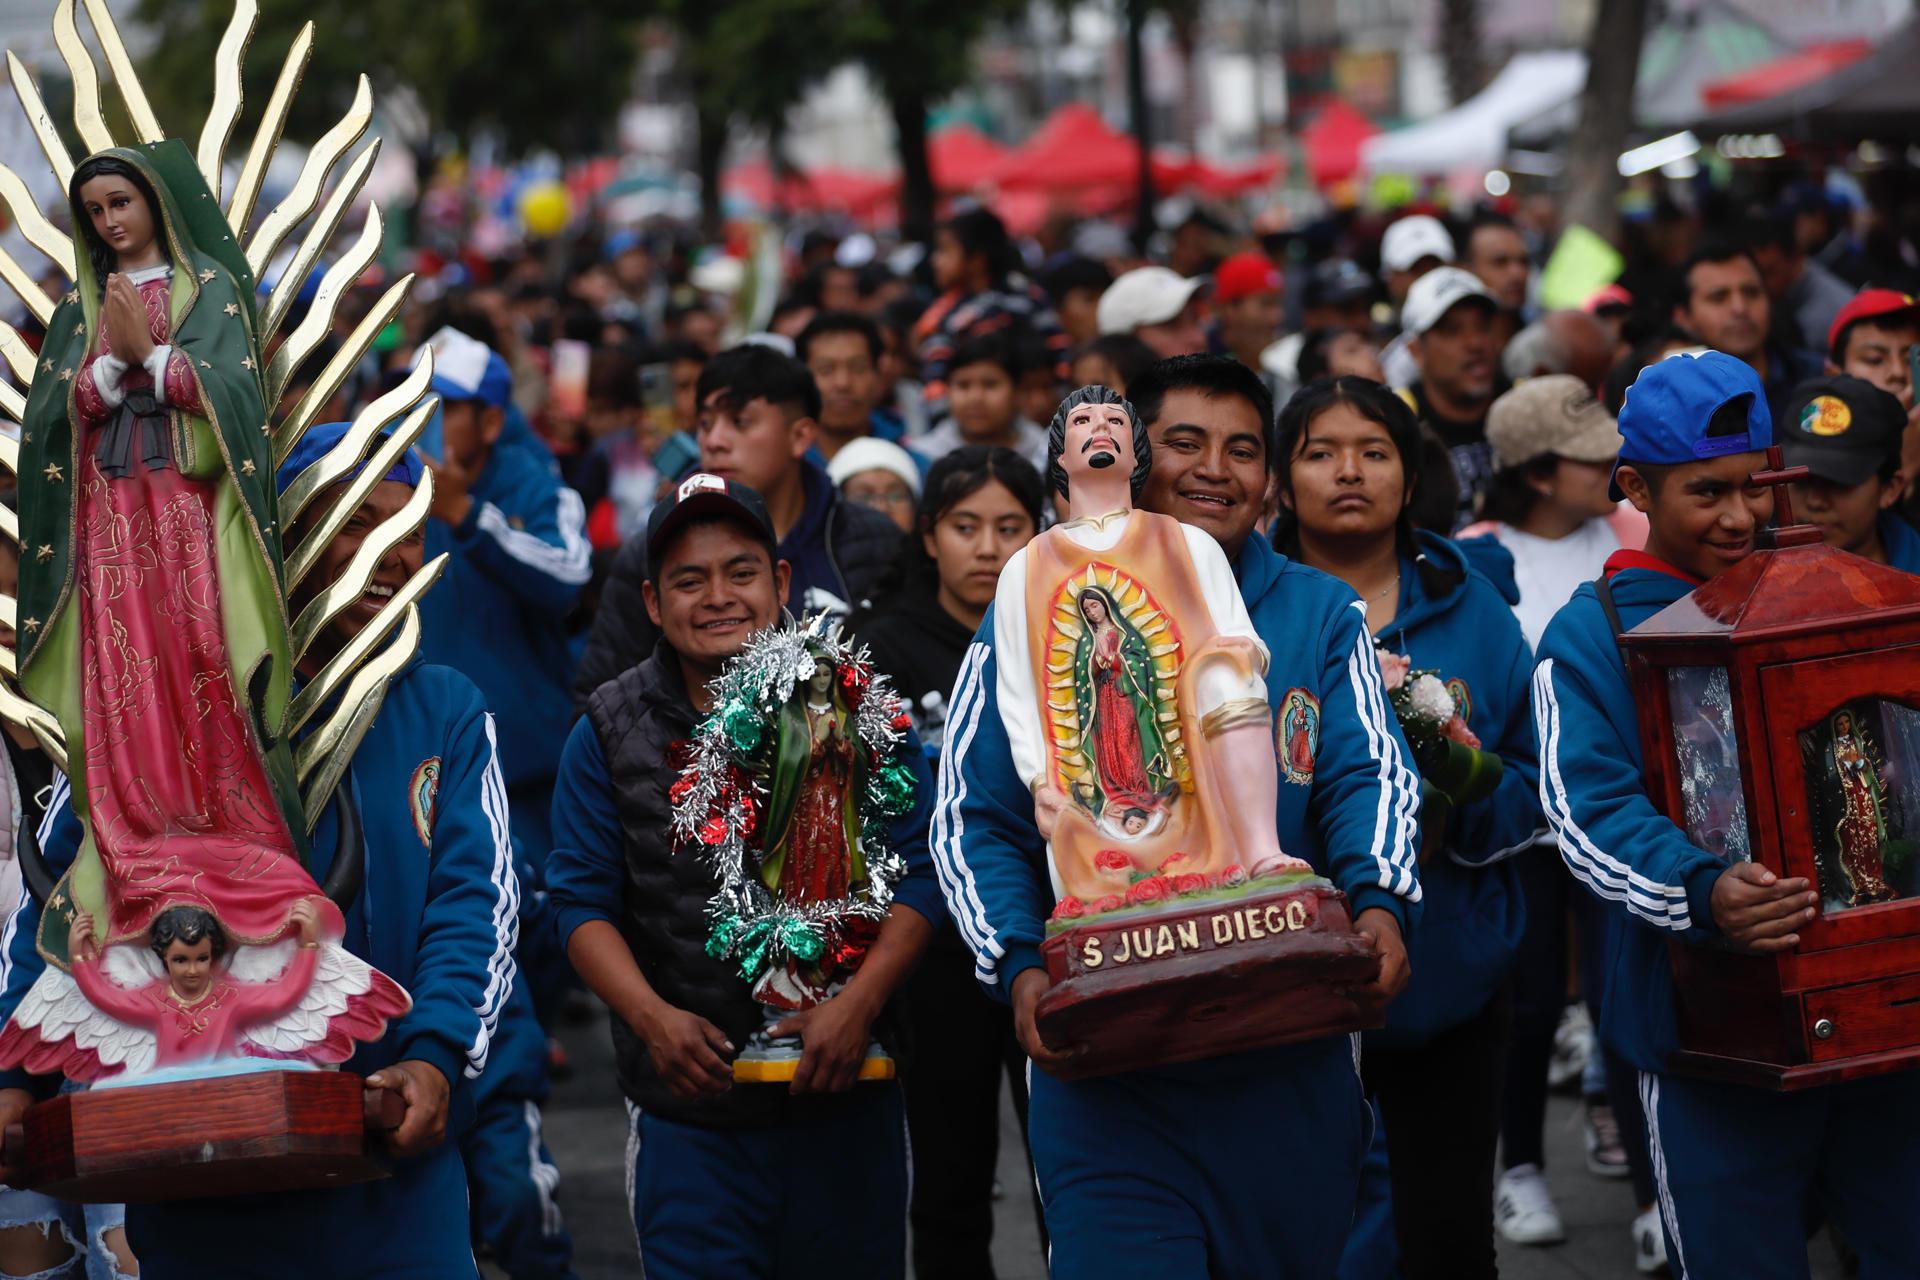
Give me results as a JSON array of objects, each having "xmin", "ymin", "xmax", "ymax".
[
  {"xmin": 1531, "ymin": 563, "xmax": 1728, "ymax": 1073},
  {"xmin": 0, "ymin": 658, "xmax": 522, "ymax": 1114},
  {"xmin": 932, "ymin": 533, "xmax": 1424, "ymax": 1002},
  {"xmin": 1367, "ymin": 533, "xmax": 1543, "ymax": 1047},
  {"xmin": 423, "ymin": 428, "xmax": 591, "ymax": 795}
]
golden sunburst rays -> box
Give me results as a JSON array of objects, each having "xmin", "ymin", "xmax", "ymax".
[
  {"xmin": 0, "ymin": 0, "xmax": 419, "ymax": 788},
  {"xmin": 1041, "ymin": 562, "xmax": 1189, "ymax": 796}
]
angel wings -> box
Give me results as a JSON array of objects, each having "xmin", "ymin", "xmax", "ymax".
[{"xmin": 0, "ymin": 938, "xmax": 410, "ymax": 1083}]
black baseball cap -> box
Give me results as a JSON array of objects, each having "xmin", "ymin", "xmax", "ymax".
[
  {"xmin": 645, "ymin": 472, "xmax": 778, "ymax": 572},
  {"xmin": 1306, "ymin": 258, "xmax": 1375, "ymax": 308},
  {"xmin": 1778, "ymin": 375, "xmax": 1906, "ymax": 488}
]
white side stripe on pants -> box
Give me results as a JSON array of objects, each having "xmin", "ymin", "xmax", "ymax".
[{"xmin": 1638, "ymin": 1071, "xmax": 1690, "ymax": 1280}]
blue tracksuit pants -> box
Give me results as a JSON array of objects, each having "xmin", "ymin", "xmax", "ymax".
[
  {"xmin": 462, "ymin": 1091, "xmax": 575, "ymax": 1280},
  {"xmin": 1029, "ymin": 1036, "xmax": 1370, "ymax": 1280},
  {"xmin": 626, "ymin": 1082, "xmax": 908, "ymax": 1279},
  {"xmin": 123, "ymin": 1144, "xmax": 476, "ymax": 1278},
  {"xmin": 1640, "ymin": 1068, "xmax": 1920, "ymax": 1279}
]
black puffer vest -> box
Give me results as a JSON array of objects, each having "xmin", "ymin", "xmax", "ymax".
[{"xmin": 586, "ymin": 644, "xmax": 868, "ymax": 1128}]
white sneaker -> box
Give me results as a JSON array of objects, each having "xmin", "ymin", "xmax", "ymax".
[
  {"xmin": 1633, "ymin": 1206, "xmax": 1670, "ymax": 1274},
  {"xmin": 1495, "ymin": 1164, "xmax": 1566, "ymax": 1246},
  {"xmin": 1550, "ymin": 1004, "xmax": 1594, "ymax": 1092}
]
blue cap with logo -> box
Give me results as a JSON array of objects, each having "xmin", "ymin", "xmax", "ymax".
[
  {"xmin": 1610, "ymin": 350, "xmax": 1772, "ymax": 500},
  {"xmin": 275, "ymin": 421, "xmax": 424, "ymax": 498}
]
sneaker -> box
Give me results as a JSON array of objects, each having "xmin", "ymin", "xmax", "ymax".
[
  {"xmin": 1633, "ymin": 1206, "xmax": 1670, "ymax": 1274},
  {"xmin": 1585, "ymin": 1100, "xmax": 1631, "ymax": 1178},
  {"xmin": 1549, "ymin": 1004, "xmax": 1594, "ymax": 1094},
  {"xmin": 1495, "ymin": 1164, "xmax": 1566, "ymax": 1246}
]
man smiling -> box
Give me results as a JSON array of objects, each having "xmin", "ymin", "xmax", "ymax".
[{"xmin": 932, "ymin": 356, "xmax": 1420, "ymax": 1276}]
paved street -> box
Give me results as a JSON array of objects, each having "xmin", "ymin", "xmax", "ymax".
[{"xmin": 529, "ymin": 1008, "xmax": 1846, "ymax": 1279}]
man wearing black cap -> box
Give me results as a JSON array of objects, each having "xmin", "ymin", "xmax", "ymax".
[
  {"xmin": 546, "ymin": 473, "xmax": 941, "ymax": 1279},
  {"xmin": 1781, "ymin": 375, "xmax": 1920, "ymax": 573}
]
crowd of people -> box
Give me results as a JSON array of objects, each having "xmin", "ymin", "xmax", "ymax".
[{"xmin": 0, "ymin": 174, "xmax": 1917, "ymax": 1280}]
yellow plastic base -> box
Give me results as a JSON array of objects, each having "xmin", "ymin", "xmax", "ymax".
[{"xmin": 732, "ymin": 1055, "xmax": 897, "ymax": 1084}]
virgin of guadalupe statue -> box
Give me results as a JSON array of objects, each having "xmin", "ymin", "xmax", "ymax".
[
  {"xmin": 1072, "ymin": 585, "xmax": 1174, "ymax": 819},
  {"xmin": 16, "ymin": 143, "xmax": 323, "ymax": 951},
  {"xmin": 758, "ymin": 657, "xmax": 871, "ymax": 905},
  {"xmin": 1830, "ymin": 710, "xmax": 1897, "ymax": 905}
]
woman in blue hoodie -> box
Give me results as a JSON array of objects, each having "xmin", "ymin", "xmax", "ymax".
[{"xmin": 1272, "ymin": 377, "xmax": 1544, "ymax": 1279}]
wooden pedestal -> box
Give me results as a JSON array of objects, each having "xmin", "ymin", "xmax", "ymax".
[
  {"xmin": 6, "ymin": 1070, "xmax": 402, "ymax": 1203},
  {"xmin": 1033, "ymin": 880, "xmax": 1379, "ymax": 1082}
]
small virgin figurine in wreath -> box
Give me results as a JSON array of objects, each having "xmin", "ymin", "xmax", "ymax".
[
  {"xmin": 1829, "ymin": 710, "xmax": 1898, "ymax": 906},
  {"xmin": 673, "ymin": 619, "xmax": 918, "ymax": 1082},
  {"xmin": 0, "ymin": 141, "xmax": 408, "ymax": 1083}
]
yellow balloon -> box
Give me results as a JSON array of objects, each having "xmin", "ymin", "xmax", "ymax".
[{"xmin": 519, "ymin": 181, "xmax": 571, "ymax": 239}]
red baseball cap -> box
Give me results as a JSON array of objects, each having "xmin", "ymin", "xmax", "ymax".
[
  {"xmin": 1828, "ymin": 288, "xmax": 1920, "ymax": 360},
  {"xmin": 1213, "ymin": 251, "xmax": 1283, "ymax": 305}
]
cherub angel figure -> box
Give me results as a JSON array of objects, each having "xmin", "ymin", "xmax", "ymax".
[{"xmin": 0, "ymin": 900, "xmax": 408, "ymax": 1082}]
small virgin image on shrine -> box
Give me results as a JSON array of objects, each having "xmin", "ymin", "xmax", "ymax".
[{"xmin": 1797, "ymin": 699, "xmax": 1920, "ymax": 912}]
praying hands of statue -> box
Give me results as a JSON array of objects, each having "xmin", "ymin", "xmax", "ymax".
[
  {"xmin": 102, "ymin": 273, "xmax": 155, "ymax": 366},
  {"xmin": 68, "ymin": 911, "xmax": 101, "ymax": 965}
]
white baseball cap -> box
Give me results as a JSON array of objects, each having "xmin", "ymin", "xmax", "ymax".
[
  {"xmin": 1381, "ymin": 215, "xmax": 1456, "ymax": 274},
  {"xmin": 1097, "ymin": 266, "xmax": 1206, "ymax": 336},
  {"xmin": 1401, "ymin": 267, "xmax": 1497, "ymax": 337}
]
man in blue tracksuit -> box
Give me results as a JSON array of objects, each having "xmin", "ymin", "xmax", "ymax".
[
  {"xmin": 416, "ymin": 325, "xmax": 590, "ymax": 868},
  {"xmin": 548, "ymin": 474, "xmax": 944, "ymax": 1278},
  {"xmin": 1776, "ymin": 373, "xmax": 1920, "ymax": 575},
  {"xmin": 283, "ymin": 425, "xmax": 575, "ymax": 1279},
  {"xmin": 1533, "ymin": 351, "xmax": 1920, "ymax": 1278},
  {"xmin": 0, "ymin": 431, "xmax": 526, "ymax": 1277},
  {"xmin": 934, "ymin": 356, "xmax": 1424, "ymax": 1277}
]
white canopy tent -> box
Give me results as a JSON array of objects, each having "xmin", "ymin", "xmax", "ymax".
[{"xmin": 1362, "ymin": 51, "xmax": 1589, "ymax": 176}]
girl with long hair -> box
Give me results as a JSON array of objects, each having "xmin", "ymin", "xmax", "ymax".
[{"xmin": 1273, "ymin": 376, "xmax": 1542, "ymax": 1279}]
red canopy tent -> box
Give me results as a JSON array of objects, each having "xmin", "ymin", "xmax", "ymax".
[
  {"xmin": 928, "ymin": 126, "xmax": 1009, "ymax": 192},
  {"xmin": 1297, "ymin": 100, "xmax": 1378, "ymax": 189},
  {"xmin": 1700, "ymin": 40, "xmax": 1871, "ymax": 112},
  {"xmin": 990, "ymin": 104, "xmax": 1147, "ymax": 191},
  {"xmin": 721, "ymin": 160, "xmax": 897, "ymax": 219}
]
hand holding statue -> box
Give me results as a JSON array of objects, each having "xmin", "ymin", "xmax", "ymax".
[{"xmin": 69, "ymin": 911, "xmax": 99, "ymax": 964}]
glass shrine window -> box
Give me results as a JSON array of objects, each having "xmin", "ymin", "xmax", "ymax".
[
  {"xmin": 1796, "ymin": 699, "xmax": 1920, "ymax": 912},
  {"xmin": 1667, "ymin": 666, "xmax": 1751, "ymax": 862}
]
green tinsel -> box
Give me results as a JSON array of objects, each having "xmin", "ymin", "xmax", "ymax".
[
  {"xmin": 722, "ymin": 701, "xmax": 764, "ymax": 755},
  {"xmin": 868, "ymin": 759, "xmax": 917, "ymax": 816},
  {"xmin": 705, "ymin": 915, "xmax": 743, "ymax": 961},
  {"xmin": 782, "ymin": 919, "xmax": 826, "ymax": 963}
]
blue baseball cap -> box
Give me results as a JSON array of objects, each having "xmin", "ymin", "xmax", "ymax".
[
  {"xmin": 275, "ymin": 420, "xmax": 425, "ymax": 498},
  {"xmin": 1610, "ymin": 351, "xmax": 1772, "ymax": 500},
  {"xmin": 416, "ymin": 325, "xmax": 513, "ymax": 408}
]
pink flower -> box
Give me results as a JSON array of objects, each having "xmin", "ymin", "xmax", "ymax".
[
  {"xmin": 1442, "ymin": 715, "xmax": 1483, "ymax": 750},
  {"xmin": 1125, "ymin": 876, "xmax": 1170, "ymax": 907},
  {"xmin": 1093, "ymin": 848, "xmax": 1132, "ymax": 875},
  {"xmin": 1158, "ymin": 851, "xmax": 1194, "ymax": 874},
  {"xmin": 1171, "ymin": 873, "xmax": 1209, "ymax": 896},
  {"xmin": 1089, "ymin": 895, "xmax": 1126, "ymax": 914},
  {"xmin": 1377, "ymin": 650, "xmax": 1411, "ymax": 693},
  {"xmin": 1051, "ymin": 896, "xmax": 1087, "ymax": 922},
  {"xmin": 1218, "ymin": 864, "xmax": 1250, "ymax": 888}
]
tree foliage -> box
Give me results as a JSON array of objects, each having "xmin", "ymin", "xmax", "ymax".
[{"xmin": 133, "ymin": 0, "xmax": 642, "ymax": 156}]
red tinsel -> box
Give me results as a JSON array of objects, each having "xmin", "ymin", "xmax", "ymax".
[
  {"xmin": 839, "ymin": 663, "xmax": 870, "ymax": 710},
  {"xmin": 697, "ymin": 814, "xmax": 730, "ymax": 845}
]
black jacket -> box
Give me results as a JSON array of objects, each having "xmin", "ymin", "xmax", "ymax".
[
  {"xmin": 571, "ymin": 481, "xmax": 901, "ymax": 711},
  {"xmin": 585, "ymin": 648, "xmax": 884, "ymax": 1128}
]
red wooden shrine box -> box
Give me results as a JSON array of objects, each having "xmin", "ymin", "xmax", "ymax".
[{"xmin": 1624, "ymin": 458, "xmax": 1920, "ymax": 1089}]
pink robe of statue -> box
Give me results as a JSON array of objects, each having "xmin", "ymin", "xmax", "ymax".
[{"xmin": 70, "ymin": 268, "xmax": 332, "ymax": 946}]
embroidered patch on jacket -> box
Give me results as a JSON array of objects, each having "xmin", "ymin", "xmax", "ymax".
[
  {"xmin": 409, "ymin": 757, "xmax": 442, "ymax": 848},
  {"xmin": 1446, "ymin": 677, "xmax": 1473, "ymax": 725},
  {"xmin": 1276, "ymin": 688, "xmax": 1321, "ymax": 786}
]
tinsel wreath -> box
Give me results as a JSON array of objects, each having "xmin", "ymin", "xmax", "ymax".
[{"xmin": 670, "ymin": 615, "xmax": 919, "ymax": 987}]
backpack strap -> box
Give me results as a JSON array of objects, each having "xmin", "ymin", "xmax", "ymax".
[{"xmin": 1592, "ymin": 573, "xmax": 1630, "ymax": 667}]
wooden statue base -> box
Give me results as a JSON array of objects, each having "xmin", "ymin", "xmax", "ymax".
[
  {"xmin": 1033, "ymin": 879, "xmax": 1379, "ymax": 1082},
  {"xmin": 6, "ymin": 1069, "xmax": 402, "ymax": 1203}
]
